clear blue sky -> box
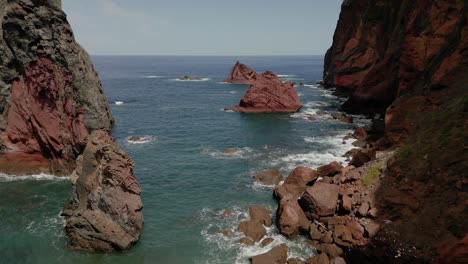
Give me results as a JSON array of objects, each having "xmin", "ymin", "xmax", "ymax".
[{"xmin": 62, "ymin": 0, "xmax": 342, "ymax": 56}]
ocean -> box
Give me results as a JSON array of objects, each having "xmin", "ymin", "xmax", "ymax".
[{"xmin": 0, "ymin": 56, "xmax": 369, "ymax": 264}]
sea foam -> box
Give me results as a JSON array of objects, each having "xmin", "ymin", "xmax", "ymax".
[{"xmin": 0, "ymin": 173, "xmax": 69, "ymax": 182}]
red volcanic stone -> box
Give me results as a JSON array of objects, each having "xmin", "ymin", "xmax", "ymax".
[
  {"xmin": 317, "ymin": 162, "xmax": 343, "ymax": 177},
  {"xmin": 0, "ymin": 57, "xmax": 88, "ymax": 175},
  {"xmin": 277, "ymin": 194, "xmax": 309, "ymax": 237},
  {"xmin": 299, "ymin": 182, "xmax": 340, "ymax": 217},
  {"xmin": 284, "ymin": 166, "xmax": 319, "ymax": 186},
  {"xmin": 324, "ymin": 0, "xmax": 467, "ymax": 113},
  {"xmin": 250, "ymin": 244, "xmax": 288, "ymax": 264},
  {"xmin": 224, "ymin": 61, "xmax": 257, "ymax": 84},
  {"xmin": 352, "ymin": 128, "xmax": 368, "ymax": 141},
  {"xmin": 226, "ymin": 70, "xmax": 302, "ymax": 113}
]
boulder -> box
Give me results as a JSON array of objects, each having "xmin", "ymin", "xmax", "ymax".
[
  {"xmin": 349, "ymin": 149, "xmax": 375, "ymax": 167},
  {"xmin": 226, "ymin": 71, "xmax": 302, "ymax": 113},
  {"xmin": 250, "ymin": 244, "xmax": 289, "ymax": 264},
  {"xmin": 357, "ymin": 202, "xmax": 370, "ymax": 216},
  {"xmin": 274, "ymin": 184, "xmax": 305, "ymax": 200},
  {"xmin": 331, "ymin": 257, "xmax": 346, "ymax": 264},
  {"xmin": 285, "ymin": 166, "xmax": 319, "ymax": 186},
  {"xmin": 62, "ymin": 131, "xmax": 143, "ymax": 252},
  {"xmin": 260, "ymin": 237, "xmax": 275, "ymax": 248},
  {"xmin": 277, "ymin": 194, "xmax": 309, "ymax": 237},
  {"xmin": 299, "ymin": 182, "xmax": 340, "ymax": 217},
  {"xmin": 317, "ymin": 162, "xmax": 343, "ymax": 176},
  {"xmin": 224, "ymin": 61, "xmax": 257, "ymax": 84},
  {"xmin": 340, "ymin": 195, "xmax": 352, "ymax": 211},
  {"xmin": 249, "ymin": 205, "xmax": 273, "ymax": 227},
  {"xmin": 306, "ymin": 253, "xmax": 330, "ymax": 264},
  {"xmin": 352, "ymin": 128, "xmax": 368, "ymax": 141},
  {"xmin": 364, "ymin": 222, "xmax": 381, "ymax": 238},
  {"xmin": 288, "ymin": 258, "xmax": 306, "ymax": 264},
  {"xmin": 345, "ymin": 221, "xmax": 364, "ymax": 240},
  {"xmin": 255, "ymin": 169, "xmax": 283, "ymax": 186},
  {"xmin": 240, "ymin": 237, "xmax": 255, "ymax": 246},
  {"xmin": 239, "ymin": 220, "xmax": 267, "ymax": 242}
]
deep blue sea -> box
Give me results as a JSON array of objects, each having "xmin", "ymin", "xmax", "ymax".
[{"xmin": 0, "ymin": 56, "xmax": 369, "ymax": 264}]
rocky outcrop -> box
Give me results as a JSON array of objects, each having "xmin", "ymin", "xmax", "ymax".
[
  {"xmin": 250, "ymin": 244, "xmax": 288, "ymax": 264},
  {"xmin": 0, "ymin": 0, "xmax": 143, "ymax": 253},
  {"xmin": 62, "ymin": 130, "xmax": 143, "ymax": 252},
  {"xmin": 0, "ymin": 0, "xmax": 113, "ymax": 175},
  {"xmin": 224, "ymin": 61, "xmax": 257, "ymax": 84},
  {"xmin": 324, "ymin": 0, "xmax": 468, "ymax": 113},
  {"xmin": 226, "ymin": 64, "xmax": 302, "ymax": 113}
]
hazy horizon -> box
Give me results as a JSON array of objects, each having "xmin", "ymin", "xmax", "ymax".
[{"xmin": 62, "ymin": 0, "xmax": 342, "ymax": 56}]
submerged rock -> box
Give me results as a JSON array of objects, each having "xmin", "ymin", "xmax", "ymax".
[
  {"xmin": 62, "ymin": 130, "xmax": 143, "ymax": 252},
  {"xmin": 255, "ymin": 169, "xmax": 283, "ymax": 186}
]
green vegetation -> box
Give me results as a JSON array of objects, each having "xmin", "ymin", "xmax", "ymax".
[{"xmin": 363, "ymin": 162, "xmax": 383, "ymax": 186}]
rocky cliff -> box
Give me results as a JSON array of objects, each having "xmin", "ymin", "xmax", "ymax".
[
  {"xmin": 0, "ymin": 0, "xmax": 113, "ymax": 175},
  {"xmin": 324, "ymin": 0, "xmax": 467, "ymax": 113},
  {"xmin": 0, "ymin": 0, "xmax": 143, "ymax": 252},
  {"xmin": 321, "ymin": 0, "xmax": 468, "ymax": 263}
]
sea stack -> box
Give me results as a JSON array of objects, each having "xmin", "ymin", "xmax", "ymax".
[
  {"xmin": 225, "ymin": 63, "xmax": 302, "ymax": 113},
  {"xmin": 224, "ymin": 61, "xmax": 257, "ymax": 84},
  {"xmin": 0, "ymin": 0, "xmax": 143, "ymax": 252}
]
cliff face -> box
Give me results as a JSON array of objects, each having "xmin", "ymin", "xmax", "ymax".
[
  {"xmin": 324, "ymin": 0, "xmax": 467, "ymax": 113},
  {"xmin": 0, "ymin": 0, "xmax": 113, "ymax": 175},
  {"xmin": 0, "ymin": 0, "xmax": 143, "ymax": 252}
]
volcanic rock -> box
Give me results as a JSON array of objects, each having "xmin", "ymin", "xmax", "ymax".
[
  {"xmin": 317, "ymin": 162, "xmax": 343, "ymax": 177},
  {"xmin": 249, "ymin": 205, "xmax": 273, "ymax": 227},
  {"xmin": 306, "ymin": 253, "xmax": 330, "ymax": 264},
  {"xmin": 62, "ymin": 130, "xmax": 143, "ymax": 252},
  {"xmin": 250, "ymin": 244, "xmax": 288, "ymax": 264},
  {"xmin": 277, "ymin": 194, "xmax": 309, "ymax": 237},
  {"xmin": 299, "ymin": 182, "xmax": 340, "ymax": 217},
  {"xmin": 226, "ymin": 71, "xmax": 302, "ymax": 113},
  {"xmin": 224, "ymin": 61, "xmax": 257, "ymax": 84},
  {"xmin": 285, "ymin": 166, "xmax": 319, "ymax": 186},
  {"xmin": 239, "ymin": 220, "xmax": 267, "ymax": 242}
]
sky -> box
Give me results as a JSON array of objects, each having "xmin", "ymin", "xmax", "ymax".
[{"xmin": 62, "ymin": 0, "xmax": 343, "ymax": 56}]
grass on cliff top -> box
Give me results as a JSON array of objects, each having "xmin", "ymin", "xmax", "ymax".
[{"xmin": 363, "ymin": 162, "xmax": 383, "ymax": 186}]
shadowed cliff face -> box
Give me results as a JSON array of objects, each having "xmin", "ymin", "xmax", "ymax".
[
  {"xmin": 0, "ymin": 0, "xmax": 113, "ymax": 174},
  {"xmin": 324, "ymin": 0, "xmax": 467, "ymax": 113}
]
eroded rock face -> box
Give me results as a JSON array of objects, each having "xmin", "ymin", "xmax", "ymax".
[
  {"xmin": 324, "ymin": 0, "xmax": 468, "ymax": 113},
  {"xmin": 224, "ymin": 61, "xmax": 257, "ymax": 84},
  {"xmin": 0, "ymin": 0, "xmax": 113, "ymax": 175},
  {"xmin": 62, "ymin": 130, "xmax": 143, "ymax": 252},
  {"xmin": 226, "ymin": 70, "xmax": 302, "ymax": 113}
]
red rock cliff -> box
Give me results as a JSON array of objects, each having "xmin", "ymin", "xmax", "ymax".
[
  {"xmin": 0, "ymin": 0, "xmax": 114, "ymax": 175},
  {"xmin": 324, "ymin": 0, "xmax": 467, "ymax": 113}
]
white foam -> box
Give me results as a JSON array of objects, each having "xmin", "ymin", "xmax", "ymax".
[
  {"xmin": 200, "ymin": 206, "xmax": 316, "ymax": 264},
  {"xmin": 173, "ymin": 78, "xmax": 211, "ymax": 82},
  {"xmin": 115, "ymin": 101, "xmax": 124, "ymax": 105},
  {"xmin": 125, "ymin": 135, "xmax": 157, "ymax": 144},
  {"xmin": 229, "ymin": 91, "xmax": 237, "ymax": 94},
  {"xmin": 304, "ymin": 101, "xmax": 329, "ymax": 108},
  {"xmin": 144, "ymin": 75, "xmax": 164, "ymax": 79},
  {"xmin": 290, "ymin": 108, "xmax": 323, "ymax": 120},
  {"xmin": 0, "ymin": 173, "xmax": 69, "ymax": 182},
  {"xmin": 302, "ymin": 84, "xmax": 318, "ymax": 88},
  {"xmin": 277, "ymin": 74, "xmax": 295, "ymax": 78}
]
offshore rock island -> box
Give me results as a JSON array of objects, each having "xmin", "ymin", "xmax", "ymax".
[
  {"xmin": 225, "ymin": 62, "xmax": 303, "ymax": 113},
  {"xmin": 0, "ymin": 0, "xmax": 143, "ymax": 252}
]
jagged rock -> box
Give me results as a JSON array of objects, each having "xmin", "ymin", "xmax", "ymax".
[
  {"xmin": 317, "ymin": 162, "xmax": 343, "ymax": 176},
  {"xmin": 250, "ymin": 244, "xmax": 288, "ymax": 264},
  {"xmin": 226, "ymin": 71, "xmax": 302, "ymax": 113},
  {"xmin": 364, "ymin": 221, "xmax": 381, "ymax": 238},
  {"xmin": 277, "ymin": 194, "xmax": 309, "ymax": 237},
  {"xmin": 357, "ymin": 202, "xmax": 369, "ymax": 216},
  {"xmin": 349, "ymin": 149, "xmax": 375, "ymax": 167},
  {"xmin": 340, "ymin": 195, "xmax": 352, "ymax": 211},
  {"xmin": 62, "ymin": 130, "xmax": 143, "ymax": 252},
  {"xmin": 224, "ymin": 61, "xmax": 257, "ymax": 84},
  {"xmin": 274, "ymin": 184, "xmax": 305, "ymax": 200},
  {"xmin": 255, "ymin": 169, "xmax": 283, "ymax": 186},
  {"xmin": 299, "ymin": 182, "xmax": 340, "ymax": 217},
  {"xmin": 249, "ymin": 205, "xmax": 273, "ymax": 227},
  {"xmin": 239, "ymin": 220, "xmax": 267, "ymax": 242}
]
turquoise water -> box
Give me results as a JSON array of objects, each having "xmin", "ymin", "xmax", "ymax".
[{"xmin": 0, "ymin": 56, "xmax": 368, "ymax": 264}]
